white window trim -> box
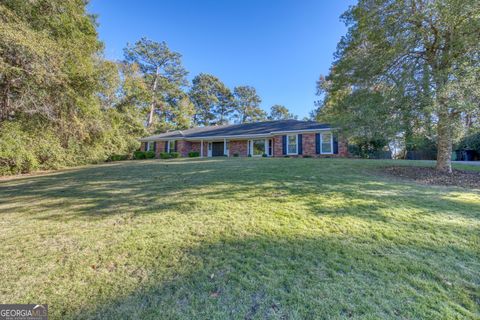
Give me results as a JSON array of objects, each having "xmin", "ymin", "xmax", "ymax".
[
  {"xmin": 320, "ymin": 132, "xmax": 334, "ymax": 154},
  {"xmin": 250, "ymin": 139, "xmax": 267, "ymax": 157},
  {"xmin": 167, "ymin": 140, "xmax": 175, "ymax": 153},
  {"xmin": 286, "ymin": 134, "xmax": 298, "ymax": 155}
]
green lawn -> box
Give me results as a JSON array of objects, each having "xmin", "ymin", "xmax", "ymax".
[{"xmin": 0, "ymin": 158, "xmax": 479, "ymax": 319}]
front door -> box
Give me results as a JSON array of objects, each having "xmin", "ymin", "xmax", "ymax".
[{"xmin": 212, "ymin": 142, "xmax": 224, "ymax": 156}]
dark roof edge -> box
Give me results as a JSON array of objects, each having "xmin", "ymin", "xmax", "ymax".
[{"xmin": 139, "ymin": 127, "xmax": 336, "ymax": 142}]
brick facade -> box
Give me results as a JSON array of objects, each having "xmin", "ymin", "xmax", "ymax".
[
  {"xmin": 176, "ymin": 141, "xmax": 190, "ymax": 157},
  {"xmin": 229, "ymin": 140, "xmax": 248, "ymax": 157},
  {"xmin": 141, "ymin": 132, "xmax": 348, "ymax": 158}
]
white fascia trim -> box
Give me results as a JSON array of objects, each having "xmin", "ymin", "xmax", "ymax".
[
  {"xmin": 270, "ymin": 128, "xmax": 334, "ymax": 134},
  {"xmin": 185, "ymin": 133, "xmax": 273, "ymax": 141},
  {"xmin": 140, "ymin": 128, "xmax": 336, "ymax": 142}
]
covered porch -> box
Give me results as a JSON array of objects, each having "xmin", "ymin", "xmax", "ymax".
[{"xmin": 190, "ymin": 138, "xmax": 273, "ymax": 158}]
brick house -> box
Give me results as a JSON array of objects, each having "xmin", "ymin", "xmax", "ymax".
[{"xmin": 139, "ymin": 120, "xmax": 348, "ymax": 158}]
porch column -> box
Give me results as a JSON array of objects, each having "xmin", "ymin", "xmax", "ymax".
[
  {"xmin": 200, "ymin": 139, "xmax": 204, "ymax": 158},
  {"xmin": 224, "ymin": 138, "xmax": 227, "ymax": 156}
]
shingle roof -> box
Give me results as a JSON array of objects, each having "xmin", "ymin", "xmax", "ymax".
[{"xmin": 140, "ymin": 120, "xmax": 331, "ymax": 141}]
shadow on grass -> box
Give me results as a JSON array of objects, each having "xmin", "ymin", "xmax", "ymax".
[
  {"xmin": 70, "ymin": 234, "xmax": 479, "ymax": 320},
  {"xmin": 1, "ymin": 158, "xmax": 479, "ymax": 219},
  {"xmin": 1, "ymin": 159, "xmax": 479, "ymax": 319}
]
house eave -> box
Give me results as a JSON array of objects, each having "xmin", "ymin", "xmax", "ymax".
[{"xmin": 139, "ymin": 128, "xmax": 336, "ymax": 142}]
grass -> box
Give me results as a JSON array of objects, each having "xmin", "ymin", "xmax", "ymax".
[{"xmin": 0, "ymin": 158, "xmax": 478, "ymax": 319}]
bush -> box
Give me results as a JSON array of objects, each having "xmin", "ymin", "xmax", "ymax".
[
  {"xmin": 303, "ymin": 155, "xmax": 312, "ymax": 158},
  {"xmin": 248, "ymin": 154, "xmax": 252, "ymax": 157},
  {"xmin": 188, "ymin": 151, "xmax": 200, "ymax": 157},
  {"xmin": 233, "ymin": 153, "xmax": 239, "ymax": 157},
  {"xmin": 145, "ymin": 151, "xmax": 155, "ymax": 159},
  {"xmin": 134, "ymin": 151, "xmax": 146, "ymax": 159},
  {"xmin": 457, "ymin": 132, "xmax": 480, "ymax": 152},
  {"xmin": 0, "ymin": 122, "xmax": 39, "ymax": 175},
  {"xmin": 170, "ymin": 152, "xmax": 180, "ymax": 158},
  {"xmin": 109, "ymin": 154, "xmax": 129, "ymax": 161},
  {"xmin": 160, "ymin": 152, "xmax": 170, "ymax": 159},
  {"xmin": 262, "ymin": 153, "xmax": 268, "ymax": 157}
]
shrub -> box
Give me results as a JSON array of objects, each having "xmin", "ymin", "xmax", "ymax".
[
  {"xmin": 188, "ymin": 151, "xmax": 200, "ymax": 157},
  {"xmin": 160, "ymin": 152, "xmax": 170, "ymax": 159},
  {"xmin": 0, "ymin": 122, "xmax": 39, "ymax": 175},
  {"xmin": 145, "ymin": 151, "xmax": 155, "ymax": 159},
  {"xmin": 248, "ymin": 154, "xmax": 252, "ymax": 157},
  {"xmin": 109, "ymin": 154, "xmax": 128, "ymax": 161},
  {"xmin": 262, "ymin": 153, "xmax": 268, "ymax": 157},
  {"xmin": 233, "ymin": 153, "xmax": 239, "ymax": 157},
  {"xmin": 134, "ymin": 151, "xmax": 146, "ymax": 159},
  {"xmin": 457, "ymin": 132, "xmax": 480, "ymax": 152},
  {"xmin": 170, "ymin": 152, "xmax": 180, "ymax": 158},
  {"xmin": 303, "ymin": 155, "xmax": 312, "ymax": 158}
]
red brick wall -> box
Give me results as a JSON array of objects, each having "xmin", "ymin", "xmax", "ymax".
[
  {"xmin": 176, "ymin": 141, "xmax": 191, "ymax": 157},
  {"xmin": 229, "ymin": 140, "xmax": 248, "ymax": 156},
  {"xmin": 142, "ymin": 134, "xmax": 348, "ymax": 158},
  {"xmin": 154, "ymin": 141, "xmax": 166, "ymax": 157},
  {"xmin": 189, "ymin": 141, "xmax": 208, "ymax": 157},
  {"xmin": 272, "ymin": 133, "xmax": 348, "ymax": 158},
  {"xmin": 302, "ymin": 133, "xmax": 316, "ymax": 156},
  {"xmin": 273, "ymin": 135, "xmax": 283, "ymax": 157}
]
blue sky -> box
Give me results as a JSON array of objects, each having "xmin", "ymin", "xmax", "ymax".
[{"xmin": 88, "ymin": 0, "xmax": 356, "ymax": 118}]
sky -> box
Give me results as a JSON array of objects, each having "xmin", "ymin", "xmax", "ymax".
[{"xmin": 87, "ymin": 0, "xmax": 356, "ymax": 119}]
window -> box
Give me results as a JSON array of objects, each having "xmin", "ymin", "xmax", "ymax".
[
  {"xmin": 146, "ymin": 142, "xmax": 154, "ymax": 151},
  {"xmin": 287, "ymin": 134, "xmax": 298, "ymax": 154},
  {"xmin": 252, "ymin": 139, "xmax": 265, "ymax": 156},
  {"xmin": 268, "ymin": 139, "xmax": 272, "ymax": 156},
  {"xmin": 321, "ymin": 132, "xmax": 333, "ymax": 154},
  {"xmin": 168, "ymin": 140, "xmax": 175, "ymax": 152}
]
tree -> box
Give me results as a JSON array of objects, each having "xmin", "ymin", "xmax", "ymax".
[
  {"xmin": 315, "ymin": 0, "xmax": 480, "ymax": 172},
  {"xmin": 268, "ymin": 105, "xmax": 298, "ymax": 120},
  {"xmin": 0, "ymin": 1, "xmax": 146, "ymax": 174},
  {"xmin": 123, "ymin": 38, "xmax": 188, "ymax": 128},
  {"xmin": 189, "ymin": 74, "xmax": 234, "ymax": 125},
  {"xmin": 233, "ymin": 86, "xmax": 266, "ymax": 123}
]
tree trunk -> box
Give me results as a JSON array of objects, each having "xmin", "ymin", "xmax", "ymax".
[
  {"xmin": 435, "ymin": 110, "xmax": 453, "ymax": 173},
  {"xmin": 147, "ymin": 66, "xmax": 160, "ymax": 127}
]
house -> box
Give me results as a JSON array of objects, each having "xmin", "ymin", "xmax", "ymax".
[{"xmin": 139, "ymin": 119, "xmax": 348, "ymax": 158}]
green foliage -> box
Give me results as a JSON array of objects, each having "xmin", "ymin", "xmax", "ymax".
[
  {"xmin": 0, "ymin": 122, "xmax": 38, "ymax": 175},
  {"xmin": 457, "ymin": 132, "xmax": 480, "ymax": 152},
  {"xmin": 233, "ymin": 86, "xmax": 267, "ymax": 123},
  {"xmin": 188, "ymin": 151, "xmax": 200, "ymax": 157},
  {"xmin": 233, "ymin": 153, "xmax": 239, "ymax": 157},
  {"xmin": 109, "ymin": 154, "xmax": 129, "ymax": 161},
  {"xmin": 159, "ymin": 152, "xmax": 171, "ymax": 159},
  {"xmin": 169, "ymin": 152, "xmax": 180, "ymax": 158},
  {"xmin": 190, "ymin": 73, "xmax": 235, "ymax": 125},
  {"xmin": 315, "ymin": 0, "xmax": 480, "ymax": 172},
  {"xmin": 134, "ymin": 151, "xmax": 146, "ymax": 160},
  {"xmin": 0, "ymin": 1, "xmax": 145, "ymax": 175},
  {"xmin": 145, "ymin": 151, "xmax": 156, "ymax": 159},
  {"xmin": 348, "ymin": 138, "xmax": 391, "ymax": 159},
  {"xmin": 268, "ymin": 105, "xmax": 298, "ymax": 120},
  {"xmin": 123, "ymin": 38, "xmax": 188, "ymax": 129}
]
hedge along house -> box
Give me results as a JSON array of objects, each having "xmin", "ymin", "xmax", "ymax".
[{"xmin": 139, "ymin": 120, "xmax": 348, "ymax": 158}]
